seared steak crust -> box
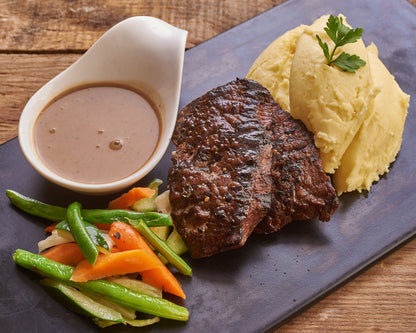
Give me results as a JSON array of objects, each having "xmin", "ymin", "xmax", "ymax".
[
  {"xmin": 255, "ymin": 109, "xmax": 339, "ymax": 234},
  {"xmin": 168, "ymin": 78, "xmax": 339, "ymax": 257},
  {"xmin": 168, "ymin": 78, "xmax": 274, "ymax": 258}
]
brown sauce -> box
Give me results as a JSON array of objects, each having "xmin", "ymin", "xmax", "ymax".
[{"xmin": 34, "ymin": 85, "xmax": 161, "ymax": 184}]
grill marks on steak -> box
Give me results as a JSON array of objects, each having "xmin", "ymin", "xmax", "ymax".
[
  {"xmin": 168, "ymin": 79, "xmax": 273, "ymax": 258},
  {"xmin": 255, "ymin": 110, "xmax": 339, "ymax": 234},
  {"xmin": 168, "ymin": 78, "xmax": 338, "ymax": 258}
]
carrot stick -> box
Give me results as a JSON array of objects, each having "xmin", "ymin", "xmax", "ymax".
[
  {"xmin": 108, "ymin": 187, "xmax": 156, "ymax": 210},
  {"xmin": 41, "ymin": 243, "xmax": 85, "ymax": 267},
  {"xmin": 70, "ymin": 249, "xmax": 160, "ymax": 282},
  {"xmin": 109, "ymin": 222, "xmax": 186, "ymax": 299}
]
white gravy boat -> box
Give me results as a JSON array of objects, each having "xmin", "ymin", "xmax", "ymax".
[{"xmin": 18, "ymin": 17, "xmax": 187, "ymax": 195}]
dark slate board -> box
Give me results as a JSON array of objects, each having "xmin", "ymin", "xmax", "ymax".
[{"xmin": 1, "ymin": 0, "xmax": 416, "ymax": 332}]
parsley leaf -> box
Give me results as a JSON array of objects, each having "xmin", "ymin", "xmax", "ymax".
[
  {"xmin": 316, "ymin": 15, "xmax": 366, "ymax": 73},
  {"xmin": 332, "ymin": 52, "xmax": 367, "ymax": 73}
]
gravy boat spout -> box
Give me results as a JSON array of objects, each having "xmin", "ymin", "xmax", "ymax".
[{"xmin": 19, "ymin": 17, "xmax": 188, "ymax": 194}]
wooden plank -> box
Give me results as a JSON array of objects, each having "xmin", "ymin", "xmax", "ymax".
[
  {"xmin": 0, "ymin": 0, "xmax": 284, "ymax": 51},
  {"xmin": 0, "ymin": 54, "xmax": 80, "ymax": 144},
  {"xmin": 279, "ymin": 238, "xmax": 416, "ymax": 332}
]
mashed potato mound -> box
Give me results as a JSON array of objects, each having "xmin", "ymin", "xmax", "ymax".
[
  {"xmin": 332, "ymin": 43, "xmax": 410, "ymax": 194},
  {"xmin": 247, "ymin": 14, "xmax": 410, "ymax": 195},
  {"xmin": 289, "ymin": 15, "xmax": 378, "ymax": 174},
  {"xmin": 247, "ymin": 25, "xmax": 306, "ymax": 112}
]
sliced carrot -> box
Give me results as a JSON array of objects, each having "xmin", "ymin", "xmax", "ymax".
[
  {"xmin": 41, "ymin": 243, "xmax": 85, "ymax": 267},
  {"xmin": 44, "ymin": 222, "xmax": 58, "ymax": 233},
  {"xmin": 70, "ymin": 249, "xmax": 159, "ymax": 282},
  {"xmin": 109, "ymin": 222, "xmax": 186, "ymax": 299},
  {"xmin": 110, "ymin": 246, "xmax": 120, "ymax": 253},
  {"xmin": 109, "ymin": 221, "xmax": 150, "ymax": 251},
  {"xmin": 107, "ymin": 187, "xmax": 156, "ymax": 210}
]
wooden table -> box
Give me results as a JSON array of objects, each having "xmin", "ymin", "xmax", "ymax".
[{"xmin": 1, "ymin": 1, "xmax": 415, "ymax": 331}]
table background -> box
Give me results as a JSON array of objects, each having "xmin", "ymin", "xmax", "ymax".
[{"xmin": 0, "ymin": 1, "xmax": 415, "ymax": 332}]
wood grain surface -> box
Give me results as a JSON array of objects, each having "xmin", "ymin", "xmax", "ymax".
[{"xmin": 1, "ymin": 1, "xmax": 415, "ymax": 332}]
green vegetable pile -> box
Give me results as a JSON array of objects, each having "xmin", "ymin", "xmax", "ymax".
[{"xmin": 7, "ymin": 179, "xmax": 191, "ymax": 328}]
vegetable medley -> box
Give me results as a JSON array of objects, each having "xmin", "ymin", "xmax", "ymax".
[{"xmin": 7, "ymin": 179, "xmax": 191, "ymax": 328}]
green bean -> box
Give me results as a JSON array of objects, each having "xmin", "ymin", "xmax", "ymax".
[
  {"xmin": 130, "ymin": 220, "xmax": 192, "ymax": 276},
  {"xmin": 79, "ymin": 280, "xmax": 188, "ymax": 321},
  {"xmin": 56, "ymin": 220, "xmax": 109, "ymax": 251},
  {"xmin": 81, "ymin": 209, "xmax": 171, "ymax": 227},
  {"xmin": 6, "ymin": 189, "xmax": 67, "ymax": 221},
  {"xmin": 6, "ymin": 190, "xmax": 172, "ymax": 227},
  {"xmin": 13, "ymin": 249, "xmax": 189, "ymax": 321},
  {"xmin": 67, "ymin": 202, "xmax": 99, "ymax": 266}
]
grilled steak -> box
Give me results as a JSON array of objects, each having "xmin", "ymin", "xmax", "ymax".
[
  {"xmin": 168, "ymin": 78, "xmax": 274, "ymax": 258},
  {"xmin": 168, "ymin": 78, "xmax": 338, "ymax": 258},
  {"xmin": 255, "ymin": 109, "xmax": 339, "ymax": 234}
]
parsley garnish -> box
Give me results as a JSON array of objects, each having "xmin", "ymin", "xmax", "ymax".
[
  {"xmin": 316, "ymin": 15, "xmax": 366, "ymax": 73},
  {"xmin": 183, "ymin": 185, "xmax": 192, "ymax": 198}
]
